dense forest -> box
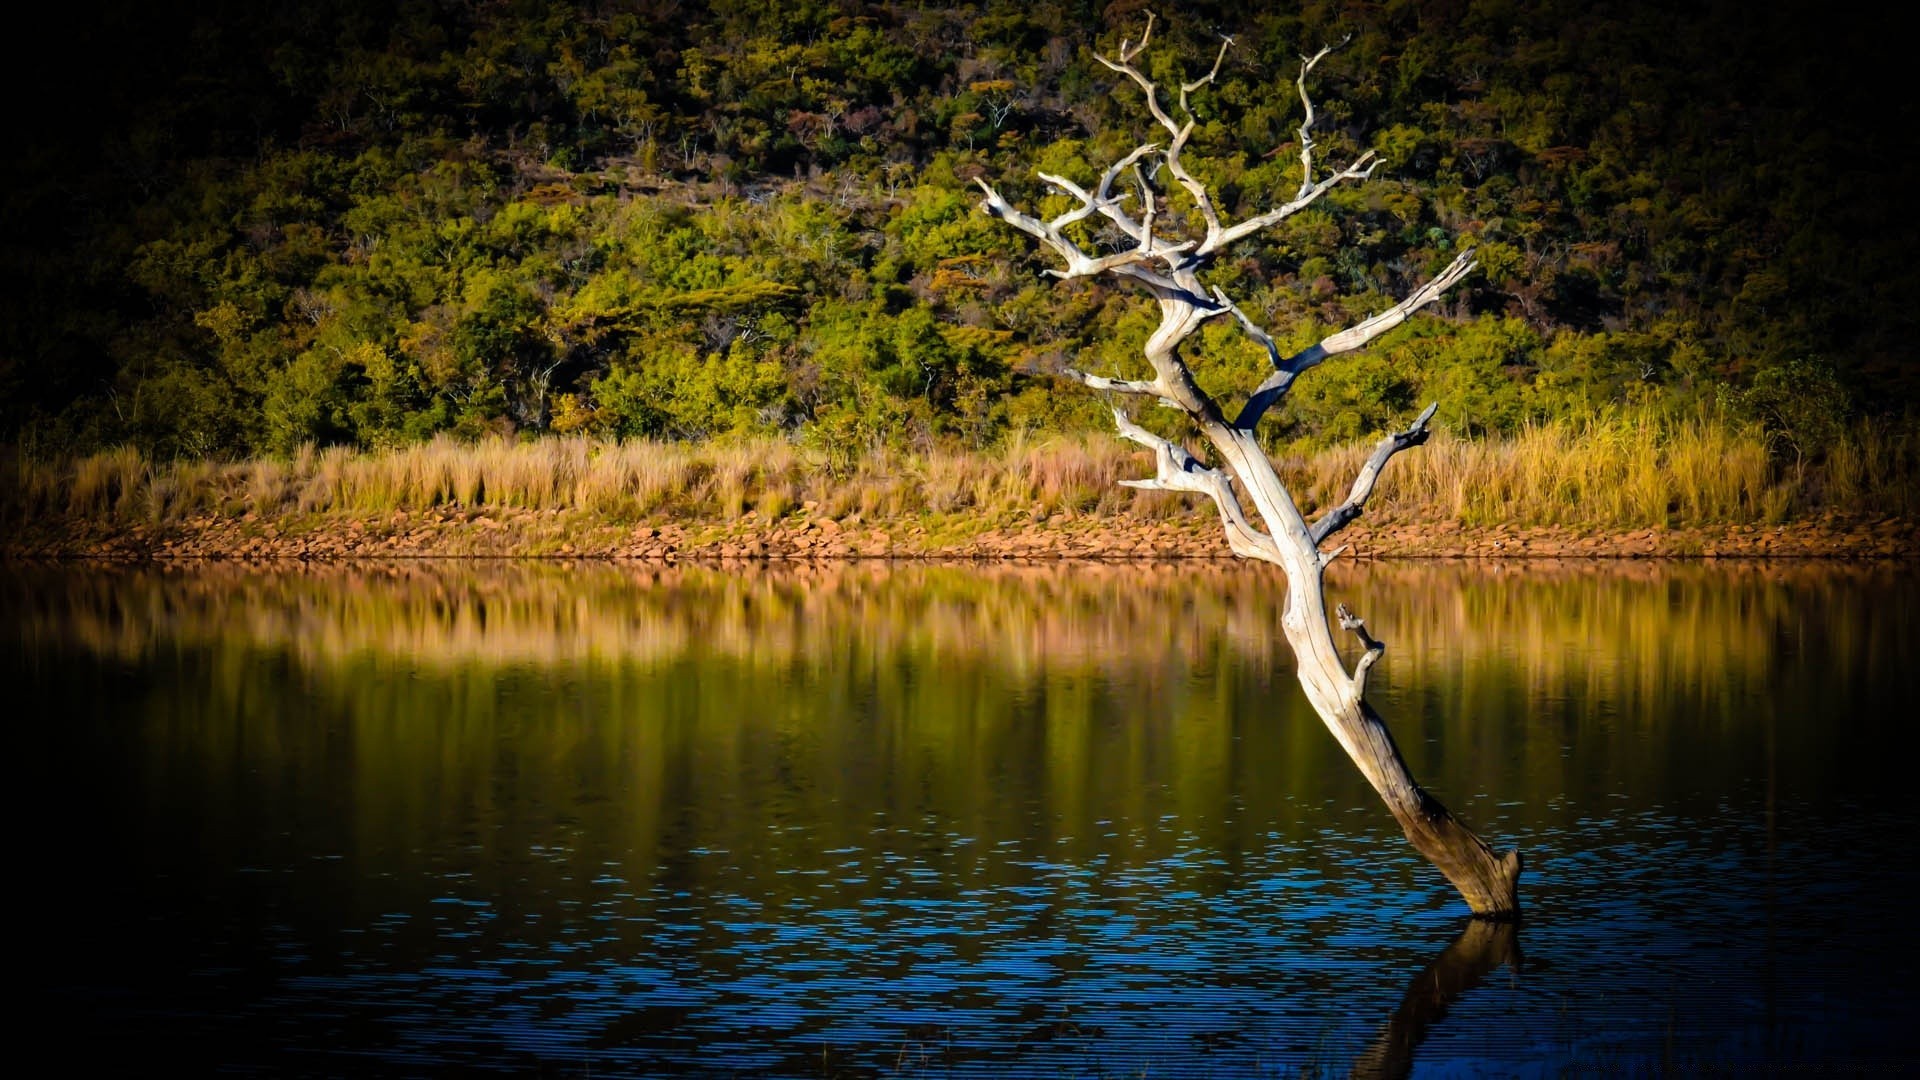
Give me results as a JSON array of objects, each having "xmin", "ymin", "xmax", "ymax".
[{"xmin": 4, "ymin": 0, "xmax": 1914, "ymax": 466}]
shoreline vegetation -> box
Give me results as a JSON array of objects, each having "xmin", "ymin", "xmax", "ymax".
[
  {"xmin": 9, "ymin": 2, "xmax": 1919, "ymax": 571},
  {"xmin": 6, "ymin": 414, "xmax": 1914, "ymax": 561}
]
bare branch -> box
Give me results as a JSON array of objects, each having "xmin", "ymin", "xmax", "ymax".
[
  {"xmin": 1316, "ymin": 250, "xmax": 1478, "ymax": 358},
  {"xmin": 976, "ymin": 176, "xmax": 1193, "ymax": 281},
  {"xmin": 1310, "ymin": 401, "xmax": 1439, "ymax": 545},
  {"xmin": 1207, "ymin": 151, "xmax": 1378, "ymax": 253},
  {"xmin": 1294, "ymin": 37, "xmax": 1350, "ymax": 200},
  {"xmin": 1070, "ymin": 245, "xmax": 1193, "ymax": 280},
  {"xmin": 1093, "ymin": 144, "xmax": 1161, "ymax": 240},
  {"xmin": 1061, "ymin": 367, "xmax": 1171, "ymax": 402},
  {"xmin": 1034, "ymin": 172, "xmax": 1104, "ymax": 230},
  {"xmin": 1134, "ymin": 163, "xmax": 1157, "ymax": 250},
  {"xmin": 1208, "ymin": 286, "xmax": 1281, "ymax": 366},
  {"xmin": 1234, "ymin": 370, "xmax": 1298, "ymax": 433},
  {"xmin": 1336, "ymin": 602, "xmax": 1385, "ymax": 700},
  {"xmin": 1095, "ymin": 19, "xmax": 1228, "ymax": 247},
  {"xmin": 1233, "ymin": 250, "xmax": 1478, "ymax": 430},
  {"xmin": 1189, "ymin": 36, "xmax": 1377, "ymax": 252},
  {"xmin": 1110, "ymin": 409, "xmax": 1276, "ymax": 561},
  {"xmin": 1180, "ymin": 36, "xmax": 1234, "ymax": 115},
  {"xmin": 1115, "ymin": 10, "xmax": 1155, "ymax": 63},
  {"xmin": 1095, "ymin": 49, "xmax": 1183, "ymax": 145},
  {"xmin": 975, "ymin": 177, "xmax": 1088, "ymax": 262},
  {"xmin": 1096, "ymin": 24, "xmax": 1374, "ymax": 256},
  {"xmin": 1205, "ymin": 286, "xmax": 1302, "ymax": 430}
]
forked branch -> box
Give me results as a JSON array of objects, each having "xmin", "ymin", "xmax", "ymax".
[
  {"xmin": 1093, "ymin": 24, "xmax": 1379, "ymax": 258},
  {"xmin": 1336, "ymin": 603, "xmax": 1385, "ymax": 700},
  {"xmin": 977, "ymin": 173, "xmax": 1189, "ymax": 283},
  {"xmin": 1111, "ymin": 409, "xmax": 1275, "ymax": 560},
  {"xmin": 1293, "ymin": 37, "xmax": 1351, "ymax": 200},
  {"xmin": 975, "ymin": 158, "xmax": 1198, "ymax": 290},
  {"xmin": 1232, "ymin": 249, "xmax": 1478, "ymax": 430},
  {"xmin": 1310, "ymin": 401, "xmax": 1439, "ymax": 545}
]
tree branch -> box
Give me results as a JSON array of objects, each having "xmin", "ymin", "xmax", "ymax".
[
  {"xmin": 1095, "ymin": 22, "xmax": 1231, "ymax": 249},
  {"xmin": 1208, "ymin": 152, "xmax": 1378, "ymax": 253},
  {"xmin": 976, "ymin": 176, "xmax": 1192, "ymax": 281},
  {"xmin": 1232, "ymin": 250, "xmax": 1478, "ymax": 430},
  {"xmin": 1110, "ymin": 408, "xmax": 1276, "ymax": 560},
  {"xmin": 1113, "ymin": 10, "xmax": 1155, "ymax": 64},
  {"xmin": 1037, "ymin": 153, "xmax": 1158, "ymax": 242},
  {"xmin": 1092, "ymin": 144, "xmax": 1161, "ymax": 241},
  {"xmin": 1034, "ymin": 172, "xmax": 1105, "ymax": 230},
  {"xmin": 1090, "ymin": 143, "xmax": 1159, "ymax": 239},
  {"xmin": 1315, "ymin": 250, "xmax": 1478, "ymax": 358},
  {"xmin": 1208, "ymin": 285, "xmax": 1282, "ymax": 367},
  {"xmin": 974, "ymin": 177, "xmax": 1091, "ymax": 263},
  {"xmin": 1183, "ymin": 36, "xmax": 1234, "ymax": 103},
  {"xmin": 1061, "ymin": 367, "xmax": 1172, "ymax": 402},
  {"xmin": 1199, "ymin": 35, "xmax": 1377, "ymax": 252},
  {"xmin": 1293, "ymin": 37, "xmax": 1349, "ymax": 200},
  {"xmin": 1310, "ymin": 401, "xmax": 1439, "ymax": 545},
  {"xmin": 1335, "ymin": 603, "xmax": 1385, "ymax": 700}
]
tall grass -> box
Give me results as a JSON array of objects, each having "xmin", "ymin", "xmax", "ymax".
[
  {"xmin": 1303, "ymin": 412, "xmax": 1800, "ymax": 528},
  {"xmin": 6, "ymin": 413, "xmax": 1915, "ymax": 532}
]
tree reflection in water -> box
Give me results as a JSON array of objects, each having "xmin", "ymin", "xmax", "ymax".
[{"xmin": 1355, "ymin": 919, "xmax": 1521, "ymax": 1080}]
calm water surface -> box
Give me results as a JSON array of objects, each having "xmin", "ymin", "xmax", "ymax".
[{"xmin": 8, "ymin": 559, "xmax": 1918, "ymax": 1076}]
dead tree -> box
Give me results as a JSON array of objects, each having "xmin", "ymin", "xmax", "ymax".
[{"xmin": 975, "ymin": 16, "xmax": 1520, "ymax": 917}]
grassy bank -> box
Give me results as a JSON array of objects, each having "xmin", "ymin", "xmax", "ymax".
[{"xmin": 9, "ymin": 413, "xmax": 1917, "ymax": 533}]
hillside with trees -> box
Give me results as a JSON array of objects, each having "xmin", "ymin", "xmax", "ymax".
[{"xmin": 3, "ymin": 0, "xmax": 1913, "ymax": 475}]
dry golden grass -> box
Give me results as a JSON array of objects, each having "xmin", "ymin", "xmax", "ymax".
[
  {"xmin": 6, "ymin": 413, "xmax": 1914, "ymax": 531},
  {"xmin": 1312, "ymin": 412, "xmax": 1807, "ymax": 528}
]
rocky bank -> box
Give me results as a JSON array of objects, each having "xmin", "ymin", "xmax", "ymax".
[{"xmin": 5, "ymin": 506, "xmax": 1912, "ymax": 561}]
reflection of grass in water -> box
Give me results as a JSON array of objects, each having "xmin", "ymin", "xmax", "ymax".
[
  {"xmin": 9, "ymin": 413, "xmax": 1914, "ymax": 529},
  {"xmin": 13, "ymin": 558, "xmax": 1901, "ymax": 686},
  {"xmin": 9, "ymin": 559, "xmax": 1906, "ymax": 855}
]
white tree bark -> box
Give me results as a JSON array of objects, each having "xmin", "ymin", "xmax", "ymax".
[{"xmin": 978, "ymin": 17, "xmax": 1520, "ymax": 917}]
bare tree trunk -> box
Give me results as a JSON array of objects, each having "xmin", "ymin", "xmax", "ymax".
[{"xmin": 976, "ymin": 13, "xmax": 1520, "ymax": 917}]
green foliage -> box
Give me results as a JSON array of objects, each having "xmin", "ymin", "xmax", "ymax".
[
  {"xmin": 592, "ymin": 337, "xmax": 788, "ymax": 440},
  {"xmin": 3, "ymin": 0, "xmax": 1912, "ymax": 468},
  {"xmin": 1744, "ymin": 357, "xmax": 1853, "ymax": 459},
  {"xmin": 263, "ymin": 351, "xmax": 354, "ymax": 453}
]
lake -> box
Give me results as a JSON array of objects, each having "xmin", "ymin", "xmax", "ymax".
[{"xmin": 8, "ymin": 558, "xmax": 1917, "ymax": 1076}]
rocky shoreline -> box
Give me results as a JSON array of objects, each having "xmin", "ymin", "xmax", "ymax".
[{"xmin": 5, "ymin": 507, "xmax": 1912, "ymax": 561}]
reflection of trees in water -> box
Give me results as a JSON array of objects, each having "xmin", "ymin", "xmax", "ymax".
[{"xmin": 1353, "ymin": 920, "xmax": 1521, "ymax": 1080}]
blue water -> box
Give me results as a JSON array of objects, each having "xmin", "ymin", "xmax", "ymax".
[{"xmin": 9, "ymin": 559, "xmax": 1917, "ymax": 1076}]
